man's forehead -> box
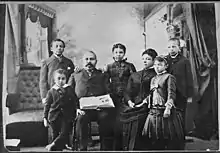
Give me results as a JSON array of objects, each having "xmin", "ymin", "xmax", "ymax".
[{"xmin": 83, "ymin": 52, "xmax": 96, "ymax": 58}]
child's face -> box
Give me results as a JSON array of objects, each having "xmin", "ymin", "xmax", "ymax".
[
  {"xmin": 54, "ymin": 73, "xmax": 66, "ymax": 87},
  {"xmin": 154, "ymin": 60, "xmax": 167, "ymax": 74},
  {"xmin": 167, "ymin": 40, "xmax": 180, "ymax": 56},
  {"xmin": 112, "ymin": 48, "xmax": 125, "ymax": 61},
  {"xmin": 51, "ymin": 41, "xmax": 65, "ymax": 56},
  {"xmin": 142, "ymin": 54, "xmax": 154, "ymax": 69}
]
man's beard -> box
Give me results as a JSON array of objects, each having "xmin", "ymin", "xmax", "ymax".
[{"xmin": 85, "ymin": 63, "xmax": 94, "ymax": 70}]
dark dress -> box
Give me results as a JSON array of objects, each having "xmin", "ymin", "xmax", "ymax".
[
  {"xmin": 121, "ymin": 68, "xmax": 156, "ymax": 150},
  {"xmin": 105, "ymin": 59, "xmax": 136, "ymax": 150},
  {"xmin": 142, "ymin": 72, "xmax": 184, "ymax": 150},
  {"xmin": 106, "ymin": 59, "xmax": 136, "ymax": 110}
]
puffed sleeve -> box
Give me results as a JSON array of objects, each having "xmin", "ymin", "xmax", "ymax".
[
  {"xmin": 39, "ymin": 60, "xmax": 48, "ymax": 100},
  {"xmin": 124, "ymin": 74, "xmax": 134, "ymax": 104},
  {"xmin": 130, "ymin": 63, "xmax": 137, "ymax": 74}
]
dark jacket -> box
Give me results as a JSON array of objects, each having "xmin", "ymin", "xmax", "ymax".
[
  {"xmin": 39, "ymin": 54, "xmax": 75, "ymax": 99},
  {"xmin": 150, "ymin": 73, "xmax": 176, "ymax": 107},
  {"xmin": 105, "ymin": 60, "xmax": 136, "ymax": 97},
  {"xmin": 43, "ymin": 85, "xmax": 78, "ymax": 122},
  {"xmin": 166, "ymin": 54, "xmax": 194, "ymax": 98},
  {"xmin": 124, "ymin": 68, "xmax": 156, "ymax": 105},
  {"xmin": 68, "ymin": 68, "xmax": 111, "ymax": 108}
]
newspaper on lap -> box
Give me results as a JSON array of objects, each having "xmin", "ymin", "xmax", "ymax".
[{"xmin": 79, "ymin": 94, "xmax": 115, "ymax": 110}]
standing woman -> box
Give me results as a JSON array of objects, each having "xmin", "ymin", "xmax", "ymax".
[
  {"xmin": 122, "ymin": 48, "xmax": 158, "ymax": 150},
  {"xmin": 103, "ymin": 43, "xmax": 136, "ymax": 150}
]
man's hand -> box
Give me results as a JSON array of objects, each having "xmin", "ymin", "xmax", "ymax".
[
  {"xmin": 128, "ymin": 100, "xmax": 135, "ymax": 108},
  {"xmin": 43, "ymin": 118, "xmax": 49, "ymax": 127},
  {"xmin": 102, "ymin": 64, "xmax": 108, "ymax": 73},
  {"xmin": 42, "ymin": 98, "xmax": 46, "ymax": 104},
  {"xmin": 76, "ymin": 109, "xmax": 85, "ymax": 116},
  {"xmin": 74, "ymin": 66, "xmax": 81, "ymax": 73},
  {"xmin": 187, "ymin": 97, "xmax": 193, "ymax": 103}
]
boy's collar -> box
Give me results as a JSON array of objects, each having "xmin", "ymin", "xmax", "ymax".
[
  {"xmin": 170, "ymin": 52, "xmax": 179, "ymax": 59},
  {"xmin": 53, "ymin": 53, "xmax": 63, "ymax": 58},
  {"xmin": 157, "ymin": 70, "xmax": 167, "ymax": 75},
  {"xmin": 52, "ymin": 84, "xmax": 69, "ymax": 90}
]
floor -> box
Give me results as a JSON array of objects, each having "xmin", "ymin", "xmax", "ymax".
[{"xmin": 18, "ymin": 136, "xmax": 219, "ymax": 151}]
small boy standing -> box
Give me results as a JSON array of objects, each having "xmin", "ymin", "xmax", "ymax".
[{"xmin": 43, "ymin": 69, "xmax": 78, "ymax": 151}]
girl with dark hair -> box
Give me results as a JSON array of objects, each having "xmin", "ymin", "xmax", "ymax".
[
  {"xmin": 121, "ymin": 48, "xmax": 158, "ymax": 150},
  {"xmin": 103, "ymin": 43, "xmax": 136, "ymax": 150},
  {"xmin": 141, "ymin": 56, "xmax": 184, "ymax": 150}
]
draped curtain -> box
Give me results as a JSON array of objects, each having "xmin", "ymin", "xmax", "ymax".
[
  {"xmin": 215, "ymin": 2, "xmax": 220, "ymax": 140},
  {"xmin": 182, "ymin": 3, "xmax": 217, "ymax": 139},
  {"xmin": 4, "ymin": 4, "xmax": 21, "ymax": 94},
  {"xmin": 25, "ymin": 4, "xmax": 54, "ymax": 59}
]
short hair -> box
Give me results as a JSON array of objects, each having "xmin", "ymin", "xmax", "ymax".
[
  {"xmin": 142, "ymin": 48, "xmax": 158, "ymax": 60},
  {"xmin": 154, "ymin": 56, "xmax": 168, "ymax": 65},
  {"xmin": 168, "ymin": 37, "xmax": 180, "ymax": 46},
  {"xmin": 84, "ymin": 50, "xmax": 97, "ymax": 59},
  {"xmin": 53, "ymin": 68, "xmax": 67, "ymax": 78},
  {"xmin": 51, "ymin": 38, "xmax": 65, "ymax": 48},
  {"xmin": 112, "ymin": 43, "xmax": 126, "ymax": 54}
]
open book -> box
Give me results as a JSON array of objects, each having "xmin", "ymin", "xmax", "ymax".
[{"xmin": 79, "ymin": 94, "xmax": 115, "ymax": 110}]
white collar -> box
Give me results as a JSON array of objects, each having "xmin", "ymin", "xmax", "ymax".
[
  {"xmin": 157, "ymin": 70, "xmax": 167, "ymax": 75},
  {"xmin": 52, "ymin": 84, "xmax": 69, "ymax": 90},
  {"xmin": 170, "ymin": 53, "xmax": 179, "ymax": 59},
  {"xmin": 53, "ymin": 54, "xmax": 63, "ymax": 59}
]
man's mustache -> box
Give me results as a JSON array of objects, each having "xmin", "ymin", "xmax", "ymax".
[{"xmin": 86, "ymin": 63, "xmax": 94, "ymax": 67}]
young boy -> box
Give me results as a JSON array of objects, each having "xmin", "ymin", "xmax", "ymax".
[
  {"xmin": 39, "ymin": 39, "xmax": 76, "ymax": 148},
  {"xmin": 103, "ymin": 43, "xmax": 136, "ymax": 150},
  {"xmin": 39, "ymin": 38, "xmax": 75, "ymax": 104},
  {"xmin": 43, "ymin": 69, "xmax": 78, "ymax": 151},
  {"xmin": 165, "ymin": 37, "xmax": 194, "ymax": 149}
]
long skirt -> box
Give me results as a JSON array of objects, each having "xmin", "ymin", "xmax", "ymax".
[
  {"xmin": 142, "ymin": 108, "xmax": 184, "ymax": 141},
  {"xmin": 120, "ymin": 105, "xmax": 149, "ymax": 150}
]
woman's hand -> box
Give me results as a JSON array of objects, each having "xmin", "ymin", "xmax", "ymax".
[
  {"xmin": 43, "ymin": 118, "xmax": 49, "ymax": 127},
  {"xmin": 128, "ymin": 100, "xmax": 135, "ymax": 108},
  {"xmin": 135, "ymin": 98, "xmax": 148, "ymax": 107},
  {"xmin": 163, "ymin": 107, "xmax": 171, "ymax": 118},
  {"xmin": 77, "ymin": 109, "xmax": 85, "ymax": 116}
]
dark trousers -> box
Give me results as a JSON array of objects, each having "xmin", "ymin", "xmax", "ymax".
[
  {"xmin": 50, "ymin": 115, "xmax": 72, "ymax": 151},
  {"xmin": 76, "ymin": 109, "xmax": 115, "ymax": 151}
]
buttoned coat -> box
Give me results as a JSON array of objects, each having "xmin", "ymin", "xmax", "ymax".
[
  {"xmin": 166, "ymin": 54, "xmax": 194, "ymax": 99},
  {"xmin": 68, "ymin": 68, "xmax": 111, "ymax": 108},
  {"xmin": 43, "ymin": 85, "xmax": 78, "ymax": 122},
  {"xmin": 39, "ymin": 54, "xmax": 75, "ymax": 99}
]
